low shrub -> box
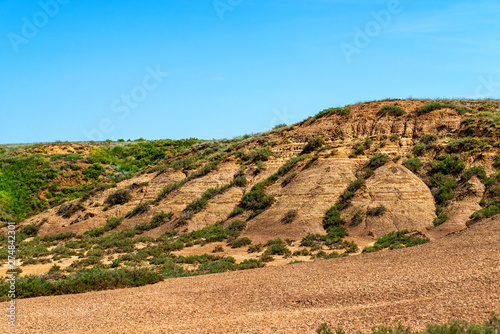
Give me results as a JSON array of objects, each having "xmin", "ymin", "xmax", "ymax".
[
  {"xmin": 125, "ymin": 202, "xmax": 149, "ymax": 218},
  {"xmin": 403, "ymin": 157, "xmax": 423, "ymax": 173},
  {"xmin": 282, "ymin": 210, "xmax": 298, "ymax": 224},
  {"xmin": 302, "ymin": 136, "xmax": 325, "ymax": 154},
  {"xmin": 229, "ymin": 237, "xmax": 252, "ymax": 248},
  {"xmin": 0, "ymin": 267, "xmax": 163, "ymax": 300},
  {"xmin": 313, "ymin": 107, "xmax": 351, "ymax": 121},
  {"xmin": 430, "ymin": 154, "xmax": 465, "ymax": 175},
  {"xmin": 378, "ymin": 105, "xmax": 405, "ymax": 117},
  {"xmin": 104, "ymin": 189, "xmax": 131, "ymax": 206},
  {"xmin": 366, "ymin": 204, "xmax": 387, "ymax": 217},
  {"xmin": 20, "ymin": 224, "xmax": 39, "ymax": 237}
]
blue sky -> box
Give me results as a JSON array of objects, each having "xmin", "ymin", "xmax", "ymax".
[{"xmin": 1, "ymin": 0, "xmax": 499, "ymax": 144}]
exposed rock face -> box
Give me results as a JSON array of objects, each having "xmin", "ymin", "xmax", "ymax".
[
  {"xmin": 242, "ymin": 158, "xmax": 361, "ymax": 243},
  {"xmin": 345, "ymin": 163, "xmax": 436, "ymax": 238}
]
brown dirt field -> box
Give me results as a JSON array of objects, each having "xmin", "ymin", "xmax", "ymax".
[{"xmin": 3, "ymin": 216, "xmax": 500, "ymax": 334}]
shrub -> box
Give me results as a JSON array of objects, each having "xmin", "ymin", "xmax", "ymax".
[
  {"xmin": 247, "ymin": 244, "xmax": 263, "ymax": 253},
  {"xmin": 0, "ymin": 267, "xmax": 163, "ymax": 300},
  {"xmin": 433, "ymin": 214, "xmax": 448, "ymax": 226},
  {"xmin": 460, "ymin": 166, "xmax": 487, "ymax": 184},
  {"xmin": 57, "ymin": 203, "xmax": 85, "ymax": 219},
  {"xmin": 390, "ymin": 134, "xmax": 400, "ymax": 142},
  {"xmin": 228, "ymin": 206, "xmax": 245, "ymax": 218},
  {"xmin": 232, "ymin": 176, "xmax": 247, "ymax": 187},
  {"xmin": 417, "ymin": 102, "xmax": 466, "ymax": 115},
  {"xmin": 323, "ymin": 206, "xmax": 345, "ymax": 229},
  {"xmin": 338, "ymin": 178, "xmax": 366, "ymax": 205},
  {"xmin": 125, "ymin": 202, "xmax": 149, "ymax": 218},
  {"xmin": 413, "ymin": 143, "xmax": 427, "ymax": 156},
  {"xmin": 282, "ymin": 210, "xmax": 298, "ymax": 224},
  {"xmin": 420, "ymin": 134, "xmax": 438, "ymax": 145},
  {"xmin": 149, "ymin": 211, "xmax": 174, "ymax": 229},
  {"xmin": 104, "ymin": 189, "xmax": 131, "ymax": 206},
  {"xmin": 302, "ymin": 136, "xmax": 325, "ymax": 154},
  {"xmin": 366, "ymin": 154, "xmax": 389, "ymax": 170},
  {"xmin": 403, "ymin": 157, "xmax": 423, "ymax": 173},
  {"xmin": 447, "ymin": 137, "xmax": 489, "ymax": 154},
  {"xmin": 350, "ymin": 210, "xmax": 365, "ymax": 226},
  {"xmin": 251, "ymin": 148, "xmax": 272, "ymax": 162},
  {"xmin": 20, "ymin": 224, "xmax": 39, "ymax": 237},
  {"xmin": 470, "ymin": 205, "xmax": 500, "ymax": 221},
  {"xmin": 378, "ymin": 105, "xmax": 405, "ymax": 117},
  {"xmin": 229, "ymin": 237, "xmax": 252, "ymax": 248},
  {"xmin": 264, "ymin": 243, "xmax": 291, "ymax": 256},
  {"xmin": 281, "ymin": 172, "xmax": 297, "ymax": 187},
  {"xmin": 430, "ymin": 154, "xmax": 465, "ymax": 175},
  {"xmin": 364, "ymin": 230, "xmax": 429, "ymax": 252},
  {"xmin": 313, "ymin": 107, "xmax": 351, "ymax": 121},
  {"xmin": 238, "ymin": 183, "xmax": 274, "ymax": 216},
  {"xmin": 212, "ymin": 245, "xmax": 224, "ymax": 253},
  {"xmin": 237, "ymin": 259, "xmax": 264, "ymax": 270},
  {"xmin": 367, "ymin": 204, "xmax": 387, "ymax": 216}
]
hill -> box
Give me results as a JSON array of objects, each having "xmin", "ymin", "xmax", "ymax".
[{"xmin": 1, "ymin": 98, "xmax": 500, "ymax": 300}]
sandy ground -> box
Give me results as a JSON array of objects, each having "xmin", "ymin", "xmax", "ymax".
[{"xmin": 3, "ymin": 217, "xmax": 500, "ymax": 334}]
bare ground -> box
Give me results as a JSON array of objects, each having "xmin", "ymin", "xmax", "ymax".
[{"xmin": 4, "ymin": 216, "xmax": 500, "ymax": 334}]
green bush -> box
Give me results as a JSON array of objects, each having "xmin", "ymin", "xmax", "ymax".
[
  {"xmin": 366, "ymin": 204, "xmax": 386, "ymax": 217},
  {"xmin": 413, "ymin": 142, "xmax": 427, "ymax": 156},
  {"xmin": 403, "ymin": 157, "xmax": 423, "ymax": 173},
  {"xmin": 282, "ymin": 210, "xmax": 298, "ymax": 224},
  {"xmin": 470, "ymin": 205, "xmax": 500, "ymax": 221},
  {"xmin": 0, "ymin": 267, "xmax": 163, "ymax": 300},
  {"xmin": 229, "ymin": 237, "xmax": 252, "ymax": 248},
  {"xmin": 418, "ymin": 102, "xmax": 466, "ymax": 115},
  {"xmin": 302, "ymin": 136, "xmax": 325, "ymax": 154},
  {"xmin": 42, "ymin": 232, "xmax": 77, "ymax": 242},
  {"xmin": 237, "ymin": 183, "xmax": 275, "ymax": 217},
  {"xmin": 313, "ymin": 107, "xmax": 351, "ymax": 120},
  {"xmin": 366, "ymin": 154, "xmax": 389, "ymax": 170},
  {"xmin": 430, "ymin": 154, "xmax": 465, "ymax": 175},
  {"xmin": 363, "ymin": 230, "xmax": 429, "ymax": 253},
  {"xmin": 251, "ymin": 148, "xmax": 272, "ymax": 162},
  {"xmin": 248, "ymin": 243, "xmax": 263, "ymax": 253},
  {"xmin": 125, "ymin": 202, "xmax": 149, "ymax": 218},
  {"xmin": 104, "ymin": 189, "xmax": 131, "ymax": 206},
  {"xmin": 237, "ymin": 259, "xmax": 264, "ymax": 270},
  {"xmin": 323, "ymin": 206, "xmax": 345, "ymax": 229},
  {"xmin": 281, "ymin": 172, "xmax": 297, "ymax": 187},
  {"xmin": 378, "ymin": 105, "xmax": 405, "ymax": 117},
  {"xmin": 264, "ymin": 243, "xmax": 291, "ymax": 256},
  {"xmin": 20, "ymin": 224, "xmax": 39, "ymax": 237},
  {"xmin": 448, "ymin": 137, "xmax": 489, "ymax": 154},
  {"xmin": 420, "ymin": 134, "xmax": 438, "ymax": 145},
  {"xmin": 351, "ymin": 210, "xmax": 365, "ymax": 226}
]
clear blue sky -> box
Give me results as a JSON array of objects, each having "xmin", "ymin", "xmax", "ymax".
[{"xmin": 1, "ymin": 0, "xmax": 499, "ymax": 144}]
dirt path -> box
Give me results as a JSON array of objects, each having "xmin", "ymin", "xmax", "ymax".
[{"xmin": 4, "ymin": 217, "xmax": 500, "ymax": 334}]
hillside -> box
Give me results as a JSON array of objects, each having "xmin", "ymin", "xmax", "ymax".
[{"xmin": 1, "ymin": 98, "xmax": 500, "ymax": 298}]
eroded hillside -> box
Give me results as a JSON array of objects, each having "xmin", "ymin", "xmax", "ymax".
[{"xmin": 2, "ymin": 98, "xmax": 500, "ymax": 296}]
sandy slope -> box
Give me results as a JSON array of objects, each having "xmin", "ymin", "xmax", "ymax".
[{"xmin": 4, "ymin": 217, "xmax": 500, "ymax": 334}]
